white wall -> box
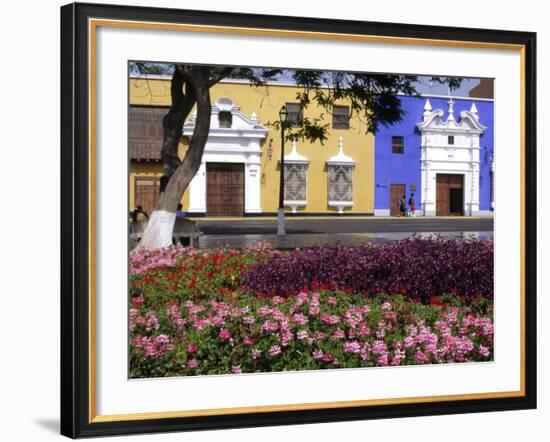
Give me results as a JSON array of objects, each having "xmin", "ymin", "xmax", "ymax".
[{"xmin": 0, "ymin": 1, "xmax": 546, "ymax": 441}]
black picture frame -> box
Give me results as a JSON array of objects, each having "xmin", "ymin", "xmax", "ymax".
[{"xmin": 60, "ymin": 2, "xmax": 537, "ymax": 438}]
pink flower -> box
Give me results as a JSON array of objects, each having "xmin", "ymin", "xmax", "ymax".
[
  {"xmin": 292, "ymin": 313, "xmax": 309, "ymax": 325},
  {"xmin": 129, "ymin": 308, "xmax": 139, "ymax": 331},
  {"xmin": 297, "ymin": 291, "xmax": 309, "ymax": 303},
  {"xmin": 313, "ymin": 349, "xmax": 324, "ymax": 360},
  {"xmin": 381, "ymin": 301, "xmax": 392, "ymax": 311},
  {"xmin": 166, "ymin": 304, "xmax": 185, "ymax": 327},
  {"xmin": 251, "ymin": 349, "xmax": 262, "ymax": 359},
  {"xmin": 145, "ymin": 312, "xmax": 160, "ymax": 332},
  {"xmin": 186, "ymin": 359, "xmax": 199, "ymax": 369},
  {"xmin": 331, "ymin": 328, "xmax": 346, "ymax": 340},
  {"xmin": 391, "ymin": 349, "xmax": 406, "ymax": 366},
  {"xmin": 232, "ymin": 365, "xmax": 243, "ymax": 374},
  {"xmin": 310, "ymin": 293, "xmax": 320, "ymax": 307},
  {"xmin": 479, "ymin": 345, "xmax": 490, "ymax": 358},
  {"xmin": 383, "ymin": 311, "xmax": 397, "ymax": 321},
  {"xmin": 327, "ymin": 297, "xmax": 338, "ymax": 305},
  {"xmin": 404, "ymin": 336, "xmax": 417, "ymax": 348},
  {"xmin": 360, "ymin": 348, "xmax": 371, "ymax": 361},
  {"xmin": 131, "ymin": 294, "xmax": 145, "ymax": 307},
  {"xmin": 372, "ymin": 340, "xmax": 387, "ymax": 355},
  {"xmin": 258, "ymin": 306, "xmax": 272, "ymax": 316},
  {"xmin": 415, "ymin": 351, "xmax": 429, "ymax": 364},
  {"xmin": 314, "ymin": 331, "xmax": 326, "ymax": 341},
  {"xmin": 268, "ymin": 345, "xmax": 282, "ymax": 357},
  {"xmin": 280, "ymin": 330, "xmax": 294, "ymax": 347},
  {"xmin": 243, "ymin": 336, "xmax": 255, "ymax": 345},
  {"xmin": 187, "ymin": 343, "xmax": 198, "ymax": 353},
  {"xmin": 322, "ymin": 353, "xmax": 334, "ymax": 363},
  {"xmin": 219, "ymin": 329, "xmax": 231, "ymax": 340},
  {"xmin": 309, "ymin": 306, "xmax": 320, "ymax": 316},
  {"xmin": 360, "ymin": 305, "xmax": 371, "ymax": 315},
  {"xmin": 343, "ymin": 341, "xmax": 362, "ymax": 354},
  {"xmin": 296, "ymin": 330, "xmax": 309, "ymax": 340},
  {"xmin": 261, "ymin": 320, "xmax": 279, "ymax": 332},
  {"xmin": 321, "ymin": 314, "xmax": 340, "ymax": 325},
  {"xmin": 271, "ymin": 308, "xmax": 286, "ymax": 322},
  {"xmin": 132, "ymin": 334, "xmax": 174, "ymax": 358},
  {"xmin": 377, "ymin": 354, "xmax": 388, "ymax": 366}
]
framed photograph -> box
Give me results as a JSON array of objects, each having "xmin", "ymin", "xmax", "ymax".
[{"xmin": 60, "ymin": 2, "xmax": 537, "ymax": 438}]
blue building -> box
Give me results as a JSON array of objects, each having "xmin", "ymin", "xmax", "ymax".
[{"xmin": 374, "ymin": 95, "xmax": 494, "ymax": 216}]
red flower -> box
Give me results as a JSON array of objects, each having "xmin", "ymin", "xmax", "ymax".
[{"xmin": 472, "ymin": 293, "xmax": 483, "ymax": 302}]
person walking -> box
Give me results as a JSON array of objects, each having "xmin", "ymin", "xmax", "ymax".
[
  {"xmin": 398, "ymin": 195, "xmax": 407, "ymax": 217},
  {"xmin": 408, "ymin": 193, "xmax": 416, "ymax": 216}
]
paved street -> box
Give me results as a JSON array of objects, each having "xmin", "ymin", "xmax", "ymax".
[{"xmin": 189, "ymin": 216, "xmax": 494, "ymax": 249}]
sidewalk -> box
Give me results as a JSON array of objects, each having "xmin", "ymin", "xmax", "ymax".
[
  {"xmin": 190, "ymin": 215, "xmax": 493, "ymax": 222},
  {"xmin": 199, "ymin": 231, "xmax": 493, "ymax": 249}
]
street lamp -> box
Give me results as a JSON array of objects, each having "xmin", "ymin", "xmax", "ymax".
[{"xmin": 277, "ymin": 105, "xmax": 288, "ymax": 236}]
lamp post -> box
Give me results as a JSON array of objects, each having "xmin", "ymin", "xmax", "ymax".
[{"xmin": 277, "ymin": 105, "xmax": 288, "ymax": 236}]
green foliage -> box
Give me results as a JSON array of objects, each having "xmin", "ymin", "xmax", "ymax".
[
  {"xmin": 129, "ymin": 62, "xmax": 173, "ymax": 75},
  {"xmin": 129, "ymin": 62, "xmax": 463, "ymax": 144}
]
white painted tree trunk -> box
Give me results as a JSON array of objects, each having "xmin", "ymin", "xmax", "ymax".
[{"xmin": 136, "ymin": 210, "xmax": 176, "ymax": 250}]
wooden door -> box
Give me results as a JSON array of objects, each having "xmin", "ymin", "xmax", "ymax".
[
  {"xmin": 134, "ymin": 176, "xmax": 160, "ymax": 216},
  {"xmin": 389, "ymin": 184, "xmax": 406, "ymax": 216},
  {"xmin": 436, "ymin": 174, "xmax": 464, "ymax": 216},
  {"xmin": 206, "ymin": 163, "xmax": 245, "ymax": 216}
]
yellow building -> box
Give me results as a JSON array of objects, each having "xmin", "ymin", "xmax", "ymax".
[{"xmin": 129, "ymin": 75, "xmax": 374, "ymax": 217}]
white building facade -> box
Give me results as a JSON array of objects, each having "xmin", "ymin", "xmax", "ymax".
[
  {"xmin": 183, "ymin": 97, "xmax": 267, "ymax": 215},
  {"xmin": 417, "ymin": 98, "xmax": 488, "ymax": 216}
]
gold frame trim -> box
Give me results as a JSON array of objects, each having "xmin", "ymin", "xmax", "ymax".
[{"xmin": 88, "ymin": 18, "xmax": 527, "ymax": 424}]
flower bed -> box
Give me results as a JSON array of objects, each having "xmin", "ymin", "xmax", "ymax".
[
  {"xmin": 242, "ymin": 237, "xmax": 494, "ymax": 300},
  {"xmin": 129, "ymin": 241, "xmax": 494, "ymax": 378}
]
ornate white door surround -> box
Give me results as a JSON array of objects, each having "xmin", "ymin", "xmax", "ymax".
[
  {"xmin": 326, "ymin": 137, "xmax": 355, "ymax": 214},
  {"xmin": 182, "ymin": 97, "xmax": 268, "ymax": 214},
  {"xmin": 283, "ymin": 138, "xmax": 309, "ymax": 213},
  {"xmin": 417, "ymin": 99, "xmax": 487, "ymax": 216}
]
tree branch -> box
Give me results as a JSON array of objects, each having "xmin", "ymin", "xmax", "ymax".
[{"xmin": 209, "ymin": 67, "xmax": 235, "ymax": 87}]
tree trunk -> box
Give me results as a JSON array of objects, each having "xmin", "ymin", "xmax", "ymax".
[{"xmin": 137, "ymin": 67, "xmax": 212, "ymax": 250}]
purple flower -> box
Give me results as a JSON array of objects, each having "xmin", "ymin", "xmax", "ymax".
[{"xmin": 242, "ymin": 240, "xmax": 493, "ymax": 301}]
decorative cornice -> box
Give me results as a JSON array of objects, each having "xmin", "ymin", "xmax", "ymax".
[
  {"xmin": 182, "ymin": 97, "xmax": 268, "ymax": 139},
  {"xmin": 417, "ymin": 98, "xmax": 487, "ymax": 133}
]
